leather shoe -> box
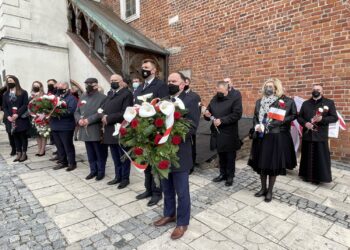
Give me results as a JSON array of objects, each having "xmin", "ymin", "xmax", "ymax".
[
  {"xmin": 254, "ymin": 189, "xmax": 267, "ymax": 197},
  {"xmin": 212, "ymin": 175, "xmax": 226, "ymax": 182},
  {"xmin": 85, "ymin": 173, "xmax": 97, "ymax": 180},
  {"xmin": 136, "ymin": 191, "xmax": 152, "ymax": 200},
  {"xmin": 53, "ymin": 163, "xmax": 68, "ymax": 170},
  {"xmin": 118, "ymin": 180, "xmax": 130, "ymax": 189},
  {"xmin": 66, "ymin": 165, "xmax": 77, "ymax": 171},
  {"xmin": 225, "ymin": 178, "xmax": 233, "ymax": 186},
  {"xmin": 264, "ymin": 191, "xmax": 273, "ymax": 202},
  {"xmin": 95, "ymin": 175, "xmax": 105, "ymax": 181},
  {"xmin": 50, "ymin": 156, "xmax": 59, "ymax": 161},
  {"xmin": 107, "ymin": 178, "xmax": 121, "ymax": 185},
  {"xmin": 147, "ymin": 196, "xmax": 161, "ymax": 207},
  {"xmin": 153, "ymin": 216, "xmax": 176, "ymax": 227},
  {"xmin": 171, "ymin": 226, "xmax": 188, "ymax": 240},
  {"xmin": 53, "ymin": 151, "xmax": 57, "ymax": 155}
]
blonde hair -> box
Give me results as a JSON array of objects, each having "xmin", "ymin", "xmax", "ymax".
[{"xmin": 262, "ymin": 78, "xmax": 284, "ymax": 97}]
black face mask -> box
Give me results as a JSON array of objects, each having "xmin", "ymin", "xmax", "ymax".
[
  {"xmin": 48, "ymin": 85, "xmax": 56, "ymax": 93},
  {"xmin": 168, "ymin": 84, "xmax": 180, "ymax": 96},
  {"xmin": 7, "ymin": 82, "xmax": 15, "ymax": 89},
  {"xmin": 57, "ymin": 89, "xmax": 67, "ymax": 96},
  {"xmin": 184, "ymin": 85, "xmax": 190, "ymax": 91},
  {"xmin": 312, "ymin": 90, "xmax": 321, "ymax": 98},
  {"xmin": 111, "ymin": 82, "xmax": 119, "ymax": 90},
  {"xmin": 264, "ymin": 87, "xmax": 274, "ymax": 96},
  {"xmin": 141, "ymin": 69, "xmax": 152, "ymax": 79},
  {"xmin": 86, "ymin": 85, "xmax": 95, "ymax": 94},
  {"xmin": 217, "ymin": 92, "xmax": 225, "ymax": 99},
  {"xmin": 32, "ymin": 86, "xmax": 40, "ymax": 93}
]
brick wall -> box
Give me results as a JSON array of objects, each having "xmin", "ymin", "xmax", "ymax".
[{"xmin": 101, "ymin": 0, "xmax": 350, "ymax": 162}]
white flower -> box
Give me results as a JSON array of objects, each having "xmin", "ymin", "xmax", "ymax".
[
  {"xmin": 81, "ymin": 100, "xmax": 87, "ymax": 104},
  {"xmin": 137, "ymin": 93, "xmax": 153, "ymax": 103},
  {"xmin": 123, "ymin": 107, "xmax": 137, "ymax": 122},
  {"xmin": 138, "ymin": 102, "xmax": 156, "ymax": 118},
  {"xmin": 173, "ymin": 97, "xmax": 185, "ymax": 110},
  {"xmin": 97, "ymin": 108, "xmax": 104, "ymax": 114},
  {"xmin": 323, "ymin": 105, "xmax": 329, "ymax": 111},
  {"xmin": 159, "ymin": 101, "xmax": 176, "ymax": 116},
  {"xmin": 279, "ymin": 99, "xmax": 285, "ymax": 103}
]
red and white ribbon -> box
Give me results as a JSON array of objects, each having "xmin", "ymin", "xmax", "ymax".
[{"xmin": 158, "ymin": 101, "xmax": 175, "ymax": 144}]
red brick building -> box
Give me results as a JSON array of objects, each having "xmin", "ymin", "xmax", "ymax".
[{"xmin": 98, "ymin": 0, "xmax": 350, "ymax": 162}]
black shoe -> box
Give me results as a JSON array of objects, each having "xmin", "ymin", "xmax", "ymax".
[
  {"xmin": 212, "ymin": 175, "xmax": 226, "ymax": 182},
  {"xmin": 107, "ymin": 179, "xmax": 121, "ymax": 185},
  {"xmin": 50, "ymin": 156, "xmax": 59, "ymax": 161},
  {"xmin": 95, "ymin": 175, "xmax": 104, "ymax": 181},
  {"xmin": 10, "ymin": 150, "xmax": 16, "ymax": 156},
  {"xmin": 66, "ymin": 165, "xmax": 77, "ymax": 171},
  {"xmin": 225, "ymin": 178, "xmax": 233, "ymax": 186},
  {"xmin": 118, "ymin": 180, "xmax": 130, "ymax": 189},
  {"xmin": 37, "ymin": 152, "xmax": 46, "ymax": 157},
  {"xmin": 189, "ymin": 168, "xmax": 194, "ymax": 175},
  {"xmin": 53, "ymin": 151, "xmax": 57, "ymax": 155},
  {"xmin": 53, "ymin": 163, "xmax": 68, "ymax": 170},
  {"xmin": 136, "ymin": 191, "xmax": 152, "ymax": 200},
  {"xmin": 254, "ymin": 189, "xmax": 267, "ymax": 197},
  {"xmin": 147, "ymin": 196, "xmax": 161, "ymax": 207},
  {"xmin": 264, "ymin": 191, "xmax": 273, "ymax": 202},
  {"xmin": 85, "ymin": 173, "xmax": 97, "ymax": 180}
]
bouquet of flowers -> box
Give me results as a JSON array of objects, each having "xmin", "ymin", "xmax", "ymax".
[
  {"xmin": 113, "ymin": 98, "xmax": 191, "ymax": 186},
  {"xmin": 28, "ymin": 94, "xmax": 67, "ymax": 138}
]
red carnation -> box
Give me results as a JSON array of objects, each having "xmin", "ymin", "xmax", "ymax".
[
  {"xmin": 37, "ymin": 97, "xmax": 42, "ymax": 102},
  {"xmin": 120, "ymin": 127, "xmax": 127, "ymax": 137},
  {"xmin": 171, "ymin": 135, "xmax": 182, "ymax": 145},
  {"xmin": 133, "ymin": 147, "xmax": 143, "ymax": 156},
  {"xmin": 158, "ymin": 160, "xmax": 170, "ymax": 170},
  {"xmin": 154, "ymin": 134, "xmax": 163, "ymax": 145},
  {"xmin": 174, "ymin": 112, "xmax": 182, "ymax": 120},
  {"xmin": 154, "ymin": 118, "xmax": 164, "ymax": 128},
  {"xmin": 130, "ymin": 119, "xmax": 139, "ymax": 129},
  {"xmin": 61, "ymin": 101, "xmax": 67, "ymax": 108}
]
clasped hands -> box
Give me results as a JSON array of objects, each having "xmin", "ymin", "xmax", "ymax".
[
  {"xmin": 7, "ymin": 114, "xmax": 18, "ymax": 122},
  {"xmin": 204, "ymin": 110, "xmax": 221, "ymax": 127}
]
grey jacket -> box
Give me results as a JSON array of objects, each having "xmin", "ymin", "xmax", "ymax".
[{"xmin": 74, "ymin": 91, "xmax": 107, "ymax": 142}]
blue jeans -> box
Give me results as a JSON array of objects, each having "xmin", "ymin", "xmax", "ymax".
[
  {"xmin": 109, "ymin": 144, "xmax": 131, "ymax": 181},
  {"xmin": 161, "ymin": 171, "xmax": 191, "ymax": 226},
  {"xmin": 85, "ymin": 141, "xmax": 108, "ymax": 177}
]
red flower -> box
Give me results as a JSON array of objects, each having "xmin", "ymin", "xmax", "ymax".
[
  {"xmin": 158, "ymin": 160, "xmax": 170, "ymax": 170},
  {"xmin": 171, "ymin": 135, "xmax": 182, "ymax": 145},
  {"xmin": 154, "ymin": 118, "xmax": 164, "ymax": 128},
  {"xmin": 37, "ymin": 97, "xmax": 42, "ymax": 102},
  {"xmin": 174, "ymin": 111, "xmax": 182, "ymax": 120},
  {"xmin": 154, "ymin": 134, "xmax": 163, "ymax": 145},
  {"xmin": 61, "ymin": 101, "xmax": 67, "ymax": 108},
  {"xmin": 278, "ymin": 100, "xmax": 286, "ymax": 109},
  {"xmin": 130, "ymin": 119, "xmax": 139, "ymax": 129},
  {"xmin": 133, "ymin": 147, "xmax": 144, "ymax": 156},
  {"xmin": 120, "ymin": 127, "xmax": 127, "ymax": 137}
]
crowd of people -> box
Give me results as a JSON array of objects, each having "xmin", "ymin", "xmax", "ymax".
[{"xmin": 0, "ymin": 58, "xmax": 338, "ymax": 240}]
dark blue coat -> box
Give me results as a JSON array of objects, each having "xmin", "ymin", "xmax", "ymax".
[
  {"xmin": 2, "ymin": 90, "xmax": 30, "ymax": 133},
  {"xmin": 50, "ymin": 93, "xmax": 78, "ymax": 131},
  {"xmin": 133, "ymin": 78, "xmax": 169, "ymax": 104},
  {"xmin": 169, "ymin": 91, "xmax": 200, "ymax": 173}
]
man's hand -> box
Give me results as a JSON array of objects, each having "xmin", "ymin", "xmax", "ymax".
[
  {"xmin": 12, "ymin": 114, "xmax": 18, "ymax": 120},
  {"xmin": 7, "ymin": 116, "xmax": 13, "ymax": 122},
  {"xmin": 83, "ymin": 119, "xmax": 89, "ymax": 127},
  {"xmin": 313, "ymin": 115, "xmax": 322, "ymax": 123},
  {"xmin": 305, "ymin": 122, "xmax": 314, "ymax": 130},
  {"xmin": 214, "ymin": 119, "xmax": 221, "ymax": 127},
  {"xmin": 78, "ymin": 119, "xmax": 86, "ymax": 127},
  {"xmin": 204, "ymin": 110, "xmax": 211, "ymax": 118},
  {"xmin": 255, "ymin": 125, "xmax": 263, "ymax": 133},
  {"xmin": 102, "ymin": 115, "xmax": 108, "ymax": 126}
]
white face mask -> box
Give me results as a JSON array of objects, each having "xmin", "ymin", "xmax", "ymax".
[{"xmin": 133, "ymin": 82, "xmax": 140, "ymax": 89}]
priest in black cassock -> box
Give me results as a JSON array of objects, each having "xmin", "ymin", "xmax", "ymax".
[{"xmin": 297, "ymin": 84, "xmax": 338, "ymax": 184}]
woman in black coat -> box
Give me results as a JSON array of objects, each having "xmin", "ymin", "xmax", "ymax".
[
  {"xmin": 0, "ymin": 85, "xmax": 15, "ymax": 156},
  {"xmin": 204, "ymin": 81, "xmax": 243, "ymax": 186},
  {"xmin": 2, "ymin": 75, "xmax": 30, "ymax": 162},
  {"xmin": 248, "ymin": 78, "xmax": 297, "ymax": 202}
]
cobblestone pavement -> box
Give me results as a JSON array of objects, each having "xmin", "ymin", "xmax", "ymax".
[{"xmin": 0, "ymin": 125, "xmax": 350, "ymax": 250}]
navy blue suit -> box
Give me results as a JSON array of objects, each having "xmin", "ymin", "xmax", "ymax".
[
  {"xmin": 133, "ymin": 77, "xmax": 169, "ymax": 198},
  {"xmin": 50, "ymin": 92, "xmax": 78, "ymax": 166},
  {"xmin": 161, "ymin": 91, "xmax": 199, "ymax": 226}
]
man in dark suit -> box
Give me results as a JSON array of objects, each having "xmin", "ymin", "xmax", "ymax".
[
  {"xmin": 133, "ymin": 59, "xmax": 169, "ymax": 206},
  {"xmin": 184, "ymin": 77, "xmax": 201, "ymax": 174},
  {"xmin": 101, "ymin": 74, "xmax": 134, "ymax": 189},
  {"xmin": 153, "ymin": 72, "xmax": 199, "ymax": 240}
]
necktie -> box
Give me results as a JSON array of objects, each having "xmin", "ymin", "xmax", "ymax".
[{"xmin": 143, "ymin": 82, "xmax": 148, "ymax": 90}]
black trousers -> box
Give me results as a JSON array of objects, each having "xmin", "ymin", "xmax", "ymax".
[
  {"xmin": 8, "ymin": 132, "xmax": 15, "ymax": 152},
  {"xmin": 191, "ymin": 134, "xmax": 197, "ymax": 166},
  {"xmin": 144, "ymin": 166, "xmax": 162, "ymax": 197},
  {"xmin": 218, "ymin": 151, "xmax": 236, "ymax": 179},
  {"xmin": 13, "ymin": 131, "xmax": 28, "ymax": 153},
  {"xmin": 52, "ymin": 130, "xmax": 76, "ymax": 165}
]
